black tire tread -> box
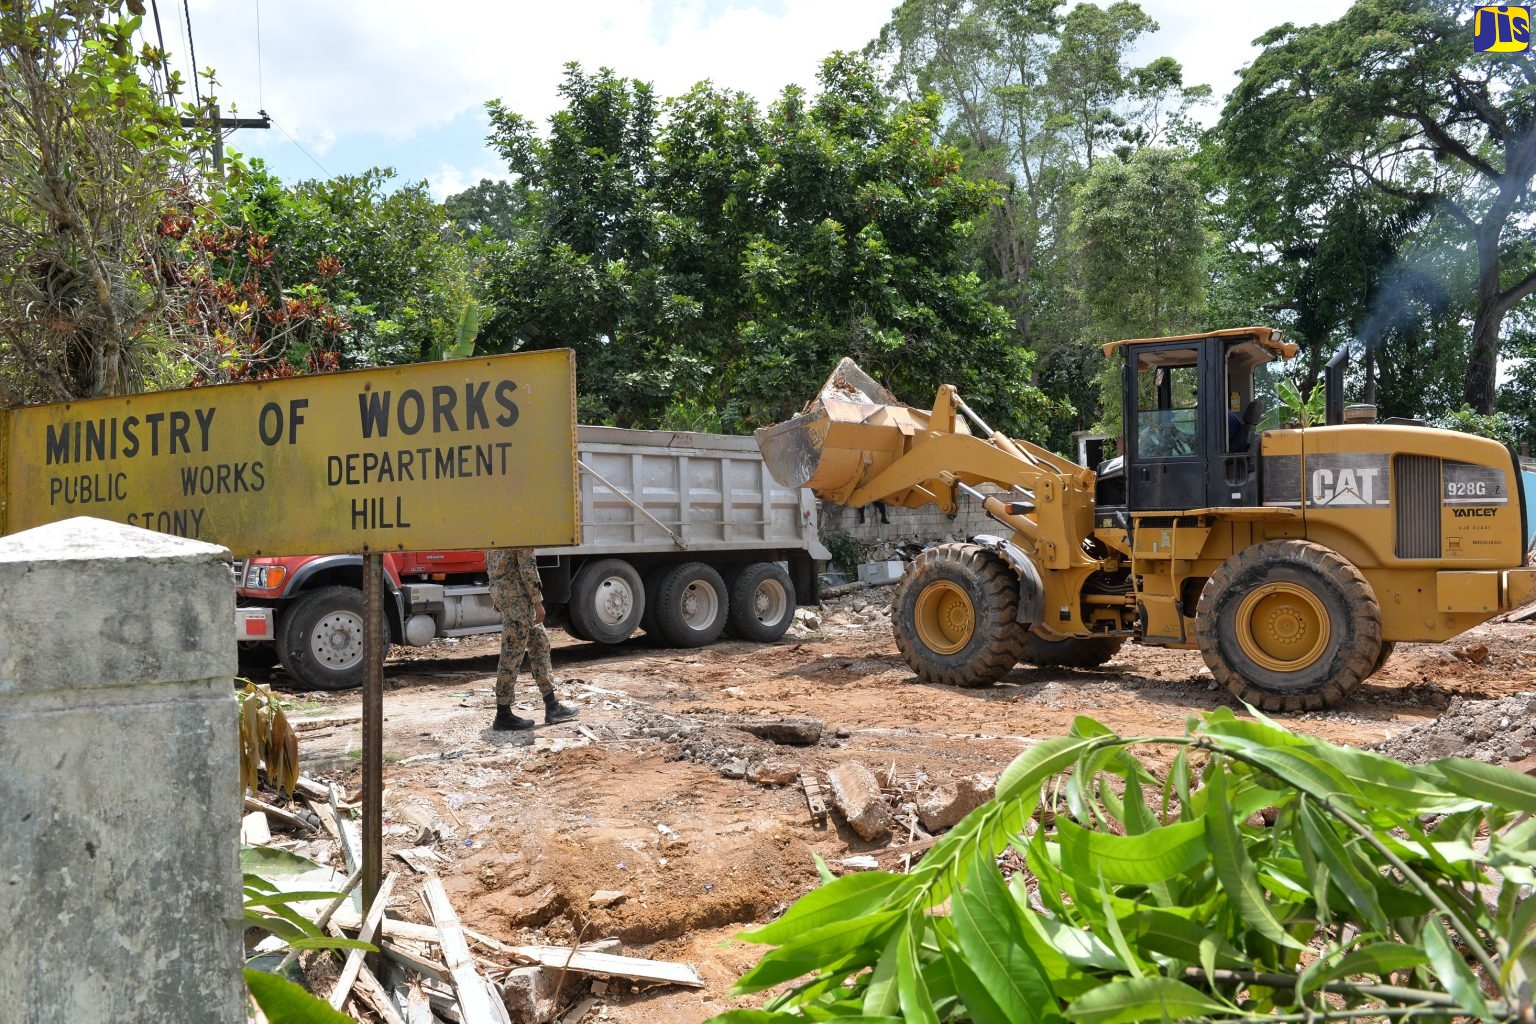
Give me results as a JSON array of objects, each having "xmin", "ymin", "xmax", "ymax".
[
  {"xmin": 653, "ymin": 562, "xmax": 729, "ymax": 648},
  {"xmin": 1195, "ymin": 539, "xmax": 1381, "ymax": 712},
  {"xmin": 1018, "ymin": 633, "xmax": 1126, "ymax": 668},
  {"xmin": 727, "ymin": 562, "xmax": 796, "ymax": 643},
  {"xmin": 892, "ymin": 543, "xmax": 1026, "ymax": 688},
  {"xmin": 276, "ymin": 585, "xmax": 385, "ymax": 692},
  {"xmin": 568, "ymin": 558, "xmax": 644, "ymax": 645}
]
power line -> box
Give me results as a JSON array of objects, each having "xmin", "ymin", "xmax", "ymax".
[
  {"xmin": 148, "ymin": 0, "xmax": 168, "ymax": 94},
  {"xmin": 270, "ymin": 117, "xmax": 330, "ymax": 178},
  {"xmin": 182, "ymin": 0, "xmax": 202, "ymax": 107}
]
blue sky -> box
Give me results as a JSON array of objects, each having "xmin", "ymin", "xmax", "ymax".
[{"xmin": 174, "ymin": 0, "xmax": 1355, "ymax": 199}]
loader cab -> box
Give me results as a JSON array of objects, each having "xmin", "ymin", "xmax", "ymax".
[{"xmin": 1099, "ymin": 327, "xmax": 1295, "ymax": 515}]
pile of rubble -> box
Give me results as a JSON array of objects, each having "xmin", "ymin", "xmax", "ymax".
[
  {"xmin": 242, "ymin": 775, "xmax": 703, "ymax": 1024},
  {"xmin": 1374, "ymin": 691, "xmax": 1536, "ymax": 767}
]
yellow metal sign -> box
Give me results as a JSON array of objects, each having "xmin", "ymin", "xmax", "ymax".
[{"xmin": 0, "ymin": 350, "xmax": 578, "ymax": 555}]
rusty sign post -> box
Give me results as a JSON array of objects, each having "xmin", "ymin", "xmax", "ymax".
[{"xmin": 1, "ymin": 350, "xmax": 579, "ymax": 940}]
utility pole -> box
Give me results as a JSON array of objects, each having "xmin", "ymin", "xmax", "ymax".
[{"xmin": 179, "ymin": 105, "xmax": 271, "ymax": 176}]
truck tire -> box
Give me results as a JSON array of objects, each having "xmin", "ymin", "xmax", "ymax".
[
  {"xmin": 1018, "ymin": 633, "xmax": 1125, "ymax": 668},
  {"xmin": 1196, "ymin": 540, "xmax": 1382, "ymax": 712},
  {"xmin": 892, "ymin": 543, "xmax": 1026, "ymax": 688},
  {"xmin": 727, "ymin": 562, "xmax": 795, "ymax": 642},
  {"xmin": 1373, "ymin": 640, "xmax": 1396, "ymax": 675},
  {"xmin": 277, "ymin": 585, "xmax": 387, "ymax": 691},
  {"xmin": 568, "ymin": 558, "xmax": 645, "ymax": 645},
  {"xmin": 651, "ymin": 562, "xmax": 729, "ymax": 648}
]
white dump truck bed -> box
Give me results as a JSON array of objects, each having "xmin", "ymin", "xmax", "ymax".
[{"xmin": 542, "ymin": 425, "xmax": 831, "ymax": 560}]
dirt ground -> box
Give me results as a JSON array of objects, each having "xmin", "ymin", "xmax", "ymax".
[{"xmin": 258, "ymin": 586, "xmax": 1536, "ymax": 1023}]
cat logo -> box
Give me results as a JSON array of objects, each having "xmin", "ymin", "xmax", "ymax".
[
  {"xmin": 1474, "ymin": 6, "xmax": 1530, "ymax": 52},
  {"xmin": 1311, "ymin": 466, "xmax": 1385, "ymax": 506}
]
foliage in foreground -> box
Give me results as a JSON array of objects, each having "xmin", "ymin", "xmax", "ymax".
[{"xmin": 708, "ymin": 709, "xmax": 1536, "ymax": 1024}]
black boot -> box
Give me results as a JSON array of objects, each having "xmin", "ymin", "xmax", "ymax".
[
  {"xmin": 543, "ymin": 692, "xmax": 579, "ymax": 724},
  {"xmin": 492, "ymin": 704, "xmax": 535, "ymax": 731}
]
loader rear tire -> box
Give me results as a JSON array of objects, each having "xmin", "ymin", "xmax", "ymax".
[
  {"xmin": 1196, "ymin": 540, "xmax": 1382, "ymax": 712},
  {"xmin": 1018, "ymin": 633, "xmax": 1125, "ymax": 669},
  {"xmin": 893, "ymin": 543, "xmax": 1026, "ymax": 688}
]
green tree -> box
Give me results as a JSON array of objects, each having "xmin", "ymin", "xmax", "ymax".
[
  {"xmin": 480, "ymin": 57, "xmax": 1044, "ymax": 436},
  {"xmin": 205, "ymin": 164, "xmax": 477, "ymax": 372},
  {"xmin": 0, "ymin": 0, "xmax": 217, "ymax": 403},
  {"xmin": 443, "ymin": 178, "xmax": 530, "ymax": 243},
  {"xmin": 1216, "ymin": 0, "xmax": 1536, "ymax": 415},
  {"xmin": 1071, "ymin": 147, "xmax": 1207, "ymax": 435}
]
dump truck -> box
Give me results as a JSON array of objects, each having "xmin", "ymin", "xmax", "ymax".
[
  {"xmin": 756, "ymin": 327, "xmax": 1536, "ymax": 711},
  {"xmin": 235, "ymin": 425, "xmax": 830, "ymax": 690}
]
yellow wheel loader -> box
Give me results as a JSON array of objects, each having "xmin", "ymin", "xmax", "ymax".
[{"xmin": 756, "ymin": 327, "xmax": 1536, "ymax": 712}]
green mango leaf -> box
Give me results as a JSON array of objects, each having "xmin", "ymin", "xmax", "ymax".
[
  {"xmin": 240, "ymin": 846, "xmax": 330, "ymax": 876},
  {"xmin": 1203, "ymin": 767, "xmax": 1305, "ymax": 951},
  {"xmin": 998, "ymin": 734, "xmax": 1106, "ymax": 803},
  {"xmin": 742, "ymin": 871, "xmax": 905, "ymax": 945},
  {"xmin": 1297, "ymin": 801, "xmax": 1387, "ymax": 931},
  {"xmin": 860, "ymin": 930, "xmax": 904, "ymax": 1018},
  {"xmin": 244, "ymin": 969, "xmax": 355, "ymax": 1023},
  {"xmin": 1126, "ymin": 909, "xmax": 1248, "ymax": 969},
  {"xmin": 241, "ymin": 891, "xmax": 344, "ymax": 909},
  {"xmin": 1432, "ymin": 757, "xmax": 1536, "ymax": 814},
  {"xmin": 1033, "ymin": 913, "xmax": 1125, "ymax": 972},
  {"xmin": 1056, "ymin": 817, "xmax": 1207, "ymax": 884},
  {"xmin": 732, "ymin": 910, "xmax": 902, "ymax": 994},
  {"xmin": 1422, "ymin": 916, "xmax": 1491, "ymax": 1019},
  {"xmin": 896, "ymin": 918, "xmax": 940, "ymax": 1024},
  {"xmin": 278, "ymin": 936, "xmax": 376, "ymax": 952},
  {"xmin": 1064, "ymin": 976, "xmax": 1231, "ymax": 1024},
  {"xmin": 951, "ymin": 845, "xmax": 1060, "ymax": 1024},
  {"xmin": 1323, "ymin": 942, "xmax": 1430, "ymax": 981}
]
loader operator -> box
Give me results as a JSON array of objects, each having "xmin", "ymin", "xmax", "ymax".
[{"xmin": 485, "ymin": 547, "xmax": 580, "ymax": 730}]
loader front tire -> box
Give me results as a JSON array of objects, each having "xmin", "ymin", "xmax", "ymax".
[
  {"xmin": 1196, "ymin": 540, "xmax": 1382, "ymax": 712},
  {"xmin": 893, "ymin": 543, "xmax": 1026, "ymax": 688}
]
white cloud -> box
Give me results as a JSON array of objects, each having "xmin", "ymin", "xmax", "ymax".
[
  {"xmin": 188, "ymin": 0, "xmax": 896, "ymax": 142},
  {"xmin": 426, "ymin": 162, "xmax": 509, "ymax": 202}
]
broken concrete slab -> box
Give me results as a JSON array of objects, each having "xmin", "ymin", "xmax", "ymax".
[
  {"xmin": 730, "ymin": 715, "xmax": 824, "ymax": 746},
  {"xmin": 747, "ymin": 758, "xmax": 801, "ymax": 786},
  {"xmin": 917, "ymin": 775, "xmax": 996, "ymax": 833},
  {"xmin": 827, "ymin": 762, "xmax": 893, "ymax": 842}
]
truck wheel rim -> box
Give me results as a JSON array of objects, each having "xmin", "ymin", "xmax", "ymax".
[
  {"xmin": 679, "ymin": 581, "xmax": 720, "ymax": 630},
  {"xmin": 312, "ymin": 611, "xmax": 365, "ymax": 670},
  {"xmin": 595, "ymin": 577, "xmax": 636, "ymax": 626},
  {"xmin": 752, "ymin": 579, "xmax": 789, "ymax": 624},
  {"xmin": 915, "ymin": 581, "xmax": 973, "ymax": 655},
  {"xmin": 1234, "ymin": 583, "xmax": 1331, "ymax": 673}
]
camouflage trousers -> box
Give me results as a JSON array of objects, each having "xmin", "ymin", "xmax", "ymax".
[{"xmin": 492, "ymin": 589, "xmax": 555, "ymax": 705}]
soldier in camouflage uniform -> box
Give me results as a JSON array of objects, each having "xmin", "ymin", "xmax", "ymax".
[{"xmin": 485, "ymin": 547, "xmax": 579, "ymax": 730}]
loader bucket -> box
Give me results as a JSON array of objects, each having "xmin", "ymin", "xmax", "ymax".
[{"xmin": 755, "ymin": 359, "xmax": 935, "ymax": 503}]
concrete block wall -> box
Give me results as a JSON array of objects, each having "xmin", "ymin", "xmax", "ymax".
[{"xmin": 0, "ymin": 517, "xmax": 244, "ymax": 1024}]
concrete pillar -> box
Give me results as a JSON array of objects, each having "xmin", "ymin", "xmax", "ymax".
[{"xmin": 0, "ymin": 517, "xmax": 243, "ymax": 1023}]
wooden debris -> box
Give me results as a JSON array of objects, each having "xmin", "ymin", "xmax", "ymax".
[
  {"xmin": 800, "ymin": 773, "xmax": 828, "ymax": 824},
  {"xmin": 400, "ymin": 979, "xmax": 434, "ymax": 1024},
  {"xmin": 350, "ymin": 962, "xmax": 408, "ymax": 1024},
  {"xmin": 245, "ymin": 795, "xmax": 317, "ymax": 833},
  {"xmin": 329, "ymin": 871, "xmax": 398, "ymax": 1010},
  {"xmin": 502, "ymin": 945, "xmax": 705, "ymax": 988},
  {"xmin": 276, "ymin": 867, "xmax": 362, "ymax": 975},
  {"xmin": 293, "ymin": 714, "xmax": 362, "ymax": 732},
  {"xmin": 379, "ymin": 937, "xmax": 451, "ymax": 984},
  {"xmin": 295, "ymin": 775, "xmax": 331, "ymax": 800},
  {"xmin": 576, "ymin": 725, "xmax": 602, "ymax": 744},
  {"xmin": 241, "ymin": 810, "xmax": 272, "ymax": 846},
  {"xmin": 395, "ymin": 845, "xmax": 449, "ymax": 874},
  {"xmin": 559, "ymin": 995, "xmax": 599, "ymax": 1023},
  {"xmin": 424, "ymin": 875, "xmax": 506, "ymax": 1023}
]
